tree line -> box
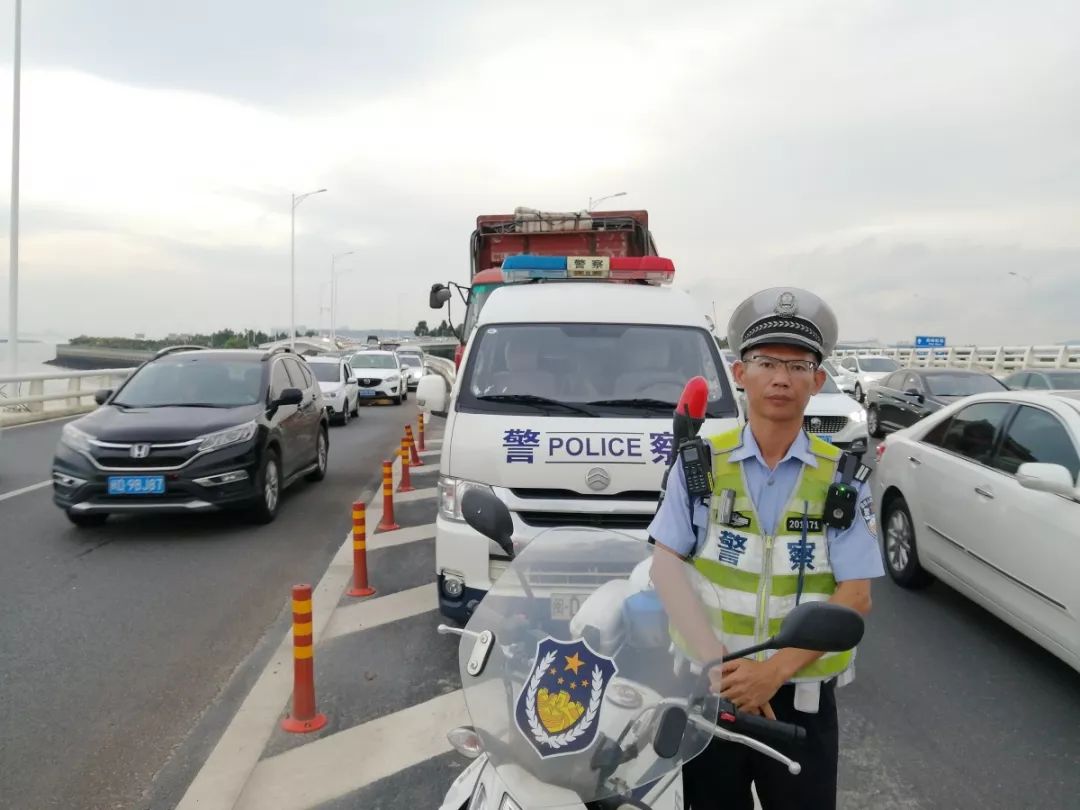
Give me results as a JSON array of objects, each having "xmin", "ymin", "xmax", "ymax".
[
  {"xmin": 69, "ymin": 328, "xmax": 320, "ymax": 351},
  {"xmin": 413, "ymin": 320, "xmax": 459, "ymax": 338}
]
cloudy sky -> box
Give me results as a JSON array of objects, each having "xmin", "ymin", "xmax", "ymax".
[{"xmin": 0, "ymin": 0, "xmax": 1077, "ymax": 344}]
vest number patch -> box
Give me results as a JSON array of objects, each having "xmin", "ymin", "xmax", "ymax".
[{"xmin": 785, "ymin": 516, "xmax": 824, "ymax": 534}]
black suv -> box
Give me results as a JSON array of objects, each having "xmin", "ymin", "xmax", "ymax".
[{"xmin": 52, "ymin": 346, "xmax": 329, "ymax": 527}]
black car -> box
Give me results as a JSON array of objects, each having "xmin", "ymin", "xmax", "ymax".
[
  {"xmin": 1002, "ymin": 368, "xmax": 1080, "ymax": 391},
  {"xmin": 52, "ymin": 346, "xmax": 329, "ymax": 527},
  {"xmin": 865, "ymin": 368, "xmax": 1008, "ymax": 437}
]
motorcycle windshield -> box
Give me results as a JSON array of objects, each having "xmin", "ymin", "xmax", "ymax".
[{"xmin": 459, "ymin": 527, "xmax": 723, "ymax": 808}]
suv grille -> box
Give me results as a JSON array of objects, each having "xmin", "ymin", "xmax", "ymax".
[
  {"xmin": 91, "ymin": 443, "xmax": 200, "ymax": 470},
  {"xmin": 804, "ymin": 416, "xmax": 848, "ymax": 434},
  {"xmin": 516, "ymin": 511, "xmax": 653, "ymax": 531},
  {"xmin": 357, "ymin": 377, "xmax": 382, "ymax": 387}
]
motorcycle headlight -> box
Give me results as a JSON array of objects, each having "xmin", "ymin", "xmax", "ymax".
[
  {"xmin": 197, "ymin": 421, "xmax": 257, "ymax": 453},
  {"xmin": 439, "ymin": 475, "xmax": 494, "ymax": 521},
  {"xmin": 61, "ymin": 423, "xmax": 95, "ymax": 453}
]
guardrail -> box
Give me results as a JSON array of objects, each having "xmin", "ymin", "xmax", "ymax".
[
  {"xmin": 423, "ymin": 355, "xmax": 457, "ymax": 391},
  {"xmin": 831, "ymin": 345, "xmax": 1080, "ymax": 376},
  {"xmin": 0, "ymin": 368, "xmax": 135, "ymax": 427}
]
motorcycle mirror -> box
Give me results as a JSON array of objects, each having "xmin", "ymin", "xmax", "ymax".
[
  {"xmin": 461, "ymin": 488, "xmax": 515, "ymax": 558},
  {"xmin": 771, "ymin": 601, "xmax": 865, "ymax": 653},
  {"xmin": 652, "ymin": 705, "xmax": 688, "ymax": 759}
]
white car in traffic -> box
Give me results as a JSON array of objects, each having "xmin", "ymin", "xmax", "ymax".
[
  {"xmin": 834, "ymin": 355, "xmax": 901, "ymax": 402},
  {"xmin": 307, "ymin": 356, "xmax": 359, "ymax": 425},
  {"xmin": 396, "ymin": 350, "xmax": 426, "ymax": 391},
  {"xmin": 873, "ymin": 390, "xmax": 1080, "ymax": 672},
  {"xmin": 804, "ymin": 373, "xmax": 869, "ymax": 458},
  {"xmin": 347, "ymin": 350, "xmax": 407, "ymax": 405}
]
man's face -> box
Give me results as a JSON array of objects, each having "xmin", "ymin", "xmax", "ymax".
[{"xmin": 732, "ymin": 344, "xmax": 826, "ymax": 423}]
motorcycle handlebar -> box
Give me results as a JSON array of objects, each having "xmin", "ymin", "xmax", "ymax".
[{"xmin": 717, "ymin": 702, "xmax": 806, "ymax": 747}]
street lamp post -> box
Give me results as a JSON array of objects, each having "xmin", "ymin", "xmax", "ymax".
[
  {"xmin": 290, "ymin": 187, "xmax": 327, "ymax": 349},
  {"xmin": 7, "ymin": 0, "xmax": 21, "ymax": 375},
  {"xmin": 587, "ymin": 191, "xmax": 626, "ymax": 211},
  {"xmin": 329, "ymin": 250, "xmax": 355, "ymax": 347}
]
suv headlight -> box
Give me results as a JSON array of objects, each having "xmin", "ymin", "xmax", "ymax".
[
  {"xmin": 387, "ymin": 374, "xmax": 400, "ymax": 384},
  {"xmin": 61, "ymin": 423, "xmax": 95, "ymax": 453},
  {"xmin": 197, "ymin": 421, "xmax": 257, "ymax": 453},
  {"xmin": 439, "ymin": 475, "xmax": 495, "ymax": 521}
]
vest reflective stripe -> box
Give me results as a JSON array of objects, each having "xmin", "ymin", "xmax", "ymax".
[{"xmin": 679, "ymin": 427, "xmax": 855, "ymax": 683}]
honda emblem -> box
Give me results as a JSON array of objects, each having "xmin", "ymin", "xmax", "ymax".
[{"xmin": 130, "ymin": 444, "xmax": 151, "ymax": 459}]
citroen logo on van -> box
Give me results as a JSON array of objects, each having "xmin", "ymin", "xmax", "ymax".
[{"xmin": 586, "ymin": 467, "xmax": 611, "ymax": 492}]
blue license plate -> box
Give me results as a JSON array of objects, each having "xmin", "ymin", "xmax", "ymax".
[
  {"xmin": 819, "ymin": 435, "xmax": 834, "ymax": 443},
  {"xmin": 358, "ymin": 389, "xmax": 377, "ymax": 398},
  {"xmin": 107, "ymin": 475, "xmax": 165, "ymax": 495}
]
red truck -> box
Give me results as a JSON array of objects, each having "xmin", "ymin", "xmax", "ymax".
[{"xmin": 429, "ymin": 207, "xmax": 659, "ymax": 366}]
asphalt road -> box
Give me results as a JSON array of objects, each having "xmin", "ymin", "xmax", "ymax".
[{"xmin": 0, "ymin": 401, "xmax": 419, "ymax": 810}]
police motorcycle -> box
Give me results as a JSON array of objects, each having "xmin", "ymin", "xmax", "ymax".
[{"xmin": 436, "ymin": 488, "xmax": 864, "ymax": 810}]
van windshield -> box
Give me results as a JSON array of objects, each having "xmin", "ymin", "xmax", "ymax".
[{"xmin": 459, "ymin": 323, "xmax": 737, "ymax": 418}]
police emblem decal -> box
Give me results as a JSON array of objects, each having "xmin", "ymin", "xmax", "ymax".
[
  {"xmin": 775, "ymin": 291, "xmax": 799, "ymax": 316},
  {"xmin": 515, "ymin": 637, "xmax": 617, "ymax": 758},
  {"xmin": 859, "ymin": 496, "xmax": 877, "ymax": 536}
]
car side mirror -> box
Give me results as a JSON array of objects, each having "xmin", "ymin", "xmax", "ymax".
[
  {"xmin": 416, "ymin": 374, "xmax": 448, "ymax": 417},
  {"xmin": 273, "ymin": 387, "xmax": 304, "ymax": 408},
  {"xmin": 94, "ymin": 389, "xmax": 113, "ymax": 406},
  {"xmin": 771, "ymin": 601, "xmax": 865, "ymax": 653},
  {"xmin": 1017, "ymin": 463, "xmax": 1079, "ymax": 500},
  {"xmin": 460, "ymin": 488, "xmax": 514, "ymax": 558},
  {"xmin": 430, "ymin": 283, "xmax": 451, "ymax": 309},
  {"xmin": 347, "ymin": 377, "xmax": 357, "ymax": 385}
]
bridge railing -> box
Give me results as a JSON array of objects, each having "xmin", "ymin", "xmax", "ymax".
[
  {"xmin": 0, "ymin": 368, "xmax": 135, "ymax": 427},
  {"xmin": 831, "ymin": 345, "xmax": 1080, "ymax": 376}
]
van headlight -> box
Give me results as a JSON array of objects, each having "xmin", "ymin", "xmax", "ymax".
[
  {"xmin": 439, "ymin": 475, "xmax": 494, "ymax": 521},
  {"xmin": 61, "ymin": 423, "xmax": 95, "ymax": 453},
  {"xmin": 197, "ymin": 421, "xmax": 258, "ymax": 453}
]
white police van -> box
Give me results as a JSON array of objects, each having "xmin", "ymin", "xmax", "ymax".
[{"xmin": 417, "ymin": 255, "xmax": 743, "ymax": 622}]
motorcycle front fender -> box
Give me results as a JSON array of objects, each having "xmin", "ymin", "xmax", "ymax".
[{"xmin": 438, "ymin": 754, "xmax": 488, "ymax": 810}]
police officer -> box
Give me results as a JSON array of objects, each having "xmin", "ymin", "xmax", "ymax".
[{"xmin": 649, "ymin": 287, "xmax": 884, "ymax": 810}]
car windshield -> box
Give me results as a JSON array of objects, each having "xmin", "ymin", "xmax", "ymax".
[
  {"xmin": 818, "ymin": 374, "xmax": 841, "ymax": 394},
  {"xmin": 925, "ymin": 373, "xmax": 1006, "ymax": 396},
  {"xmin": 460, "ymin": 322, "xmax": 737, "ymax": 418},
  {"xmin": 1047, "ymin": 371, "xmax": 1080, "ymax": 388},
  {"xmin": 860, "ymin": 358, "xmax": 899, "ymax": 372},
  {"xmin": 399, "ymin": 355, "xmax": 422, "ymax": 367},
  {"xmin": 112, "ymin": 356, "xmax": 263, "ymax": 407},
  {"xmin": 310, "ymin": 363, "xmax": 342, "ymax": 383},
  {"xmin": 821, "ymin": 359, "xmax": 838, "ymax": 375},
  {"xmin": 350, "ymin": 354, "xmax": 397, "ymax": 369}
]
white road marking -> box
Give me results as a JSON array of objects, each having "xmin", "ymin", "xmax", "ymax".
[
  {"xmin": 394, "ymin": 487, "xmax": 437, "ymax": 504},
  {"xmin": 329, "ymin": 522, "xmax": 435, "ymax": 566},
  {"xmin": 0, "ymin": 479, "xmax": 52, "ymax": 502},
  {"xmin": 234, "ymin": 689, "xmax": 468, "ymax": 810},
  {"xmin": 322, "ymin": 583, "xmax": 438, "ymax": 641}
]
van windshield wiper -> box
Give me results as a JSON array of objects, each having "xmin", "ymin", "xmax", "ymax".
[
  {"xmin": 586, "ymin": 398, "xmax": 677, "ymax": 412},
  {"xmin": 587, "ymin": 397, "xmax": 727, "ymax": 418},
  {"xmin": 476, "ymin": 394, "xmax": 596, "ymax": 417}
]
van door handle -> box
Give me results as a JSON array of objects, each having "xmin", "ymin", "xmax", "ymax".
[
  {"xmin": 974, "ymin": 486, "xmax": 995, "ymax": 499},
  {"xmin": 907, "ymin": 456, "xmax": 922, "ymax": 466}
]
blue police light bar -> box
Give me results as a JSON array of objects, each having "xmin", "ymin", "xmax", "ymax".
[{"xmin": 501, "ymin": 254, "xmax": 568, "ymax": 281}]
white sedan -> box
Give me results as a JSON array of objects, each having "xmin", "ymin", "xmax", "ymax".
[
  {"xmin": 834, "ymin": 355, "xmax": 901, "ymax": 402},
  {"xmin": 873, "ymin": 390, "xmax": 1080, "ymax": 672},
  {"xmin": 307, "ymin": 356, "xmax": 359, "ymax": 425},
  {"xmin": 804, "ymin": 373, "xmax": 869, "ymax": 458}
]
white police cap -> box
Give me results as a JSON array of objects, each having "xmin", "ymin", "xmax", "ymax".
[{"xmin": 727, "ymin": 287, "xmax": 838, "ymax": 360}]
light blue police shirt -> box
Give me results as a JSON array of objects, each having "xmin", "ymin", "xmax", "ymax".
[{"xmin": 648, "ymin": 426, "xmax": 885, "ymax": 582}]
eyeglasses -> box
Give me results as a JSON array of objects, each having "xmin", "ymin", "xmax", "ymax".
[{"xmin": 743, "ymin": 355, "xmax": 819, "ymax": 376}]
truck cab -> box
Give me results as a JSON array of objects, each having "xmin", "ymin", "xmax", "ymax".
[{"xmin": 418, "ymin": 256, "xmax": 742, "ymax": 622}]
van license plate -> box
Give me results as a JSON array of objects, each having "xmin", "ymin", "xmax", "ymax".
[{"xmin": 550, "ymin": 593, "xmax": 582, "ymax": 621}]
